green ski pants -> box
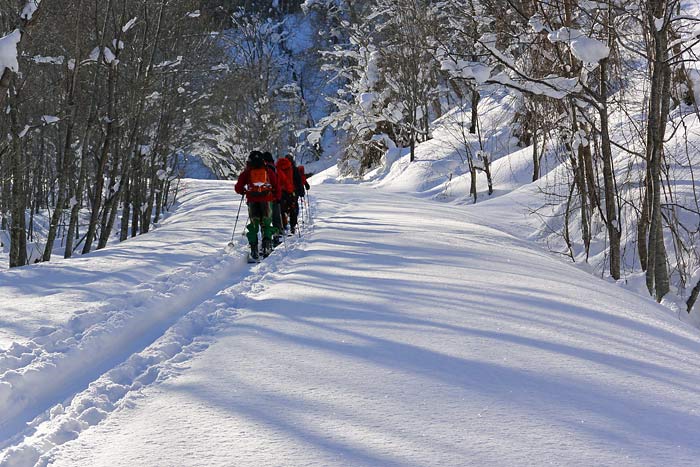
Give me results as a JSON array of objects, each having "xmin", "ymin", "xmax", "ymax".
[{"xmin": 246, "ymin": 201, "xmax": 274, "ymax": 245}]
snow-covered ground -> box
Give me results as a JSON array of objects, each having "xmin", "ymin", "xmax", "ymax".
[
  {"xmin": 0, "ymin": 180, "xmax": 258, "ymax": 454},
  {"xmin": 320, "ymin": 89, "xmax": 700, "ymax": 328},
  {"xmin": 1, "ymin": 181, "xmax": 698, "ymax": 466},
  {"xmin": 0, "ymin": 181, "xmax": 231, "ymax": 348}
]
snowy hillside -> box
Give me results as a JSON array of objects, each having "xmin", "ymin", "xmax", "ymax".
[
  {"xmin": 314, "ymin": 88, "xmax": 700, "ymax": 330},
  {"xmin": 2, "ymin": 1, "xmax": 699, "ymax": 464},
  {"xmin": 1, "ymin": 180, "xmax": 699, "ymax": 466}
]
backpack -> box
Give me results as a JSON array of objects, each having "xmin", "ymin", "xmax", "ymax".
[
  {"xmin": 276, "ymin": 157, "xmax": 295, "ymax": 193},
  {"xmin": 247, "ymin": 167, "xmax": 272, "ymax": 197}
]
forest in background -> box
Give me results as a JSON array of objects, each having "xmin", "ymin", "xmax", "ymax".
[{"xmin": 1, "ymin": 0, "xmax": 699, "ymax": 314}]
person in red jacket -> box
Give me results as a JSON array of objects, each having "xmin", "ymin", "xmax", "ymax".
[
  {"xmin": 298, "ymin": 164, "xmax": 311, "ymax": 192},
  {"xmin": 276, "ymin": 156, "xmax": 297, "ymax": 234},
  {"xmin": 263, "ymin": 152, "xmax": 284, "ymax": 246},
  {"xmin": 235, "ymin": 151, "xmax": 280, "ymax": 260}
]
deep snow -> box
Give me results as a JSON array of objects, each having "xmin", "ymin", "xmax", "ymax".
[
  {"xmin": 324, "ymin": 89, "xmax": 700, "ymax": 328},
  {"xmin": 1, "ymin": 181, "xmax": 698, "ymax": 466},
  {"xmin": 0, "ymin": 180, "xmax": 255, "ymax": 450},
  {"xmin": 0, "ymin": 180, "xmax": 234, "ymax": 348}
]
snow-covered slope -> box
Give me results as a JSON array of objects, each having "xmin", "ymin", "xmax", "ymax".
[
  {"xmin": 2, "ymin": 184, "xmax": 698, "ymax": 467},
  {"xmin": 0, "ymin": 180, "xmax": 261, "ymax": 451},
  {"xmin": 314, "ymin": 88, "xmax": 700, "ymax": 328},
  {"xmin": 0, "ymin": 180, "xmax": 238, "ymax": 349}
]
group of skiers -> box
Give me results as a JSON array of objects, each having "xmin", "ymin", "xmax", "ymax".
[{"xmin": 235, "ymin": 151, "xmax": 310, "ymax": 261}]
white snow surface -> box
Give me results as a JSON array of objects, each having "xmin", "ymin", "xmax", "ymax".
[
  {"xmin": 0, "ymin": 30, "xmax": 21, "ymax": 77},
  {"xmin": 121, "ymin": 18, "xmax": 137, "ymax": 33},
  {"xmin": 548, "ymin": 28, "xmax": 610, "ymax": 66},
  {"xmin": 1, "ymin": 180, "xmax": 698, "ymax": 466},
  {"xmin": 321, "ymin": 88, "xmax": 700, "ymax": 328},
  {"xmin": 0, "ymin": 180, "xmax": 256, "ymax": 455},
  {"xmin": 0, "ymin": 180, "xmax": 238, "ymax": 349},
  {"xmin": 20, "ymin": 1, "xmax": 41, "ymax": 21},
  {"xmin": 40, "ymin": 116, "xmax": 59, "ymax": 125}
]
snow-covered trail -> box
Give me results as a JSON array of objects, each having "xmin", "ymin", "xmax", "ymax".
[
  {"xmin": 0, "ymin": 180, "xmax": 259, "ymax": 448},
  {"xmin": 24, "ymin": 185, "xmax": 700, "ymax": 467},
  {"xmin": 0, "ymin": 180, "xmax": 240, "ymax": 349}
]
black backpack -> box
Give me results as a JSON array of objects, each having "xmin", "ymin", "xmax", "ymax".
[
  {"xmin": 286, "ymin": 155, "xmax": 306, "ymax": 197},
  {"xmin": 248, "ymin": 151, "xmax": 264, "ymax": 169}
]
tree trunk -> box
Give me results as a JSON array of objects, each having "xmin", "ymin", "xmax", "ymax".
[
  {"xmin": 482, "ymin": 153, "xmax": 493, "ymax": 195},
  {"xmin": 581, "ymin": 140, "xmax": 599, "ymax": 213},
  {"xmin": 645, "ymin": 0, "xmax": 671, "ymax": 301},
  {"xmin": 1, "ymin": 143, "xmax": 11, "ymax": 231},
  {"xmin": 65, "ymin": 124, "xmax": 91, "ymax": 258},
  {"xmin": 119, "ymin": 172, "xmax": 132, "ymax": 242},
  {"xmin": 9, "ymin": 99, "xmax": 27, "ymax": 267},
  {"xmin": 82, "ymin": 62, "xmax": 117, "ymax": 255},
  {"xmin": 599, "ymin": 57, "xmax": 621, "ymax": 280},
  {"xmin": 44, "ymin": 54, "xmax": 82, "ymax": 261},
  {"xmin": 469, "ymin": 164, "xmax": 477, "ymax": 203},
  {"xmin": 563, "ymin": 180, "xmax": 576, "ymax": 260},
  {"xmin": 532, "ymin": 128, "xmax": 540, "ymax": 182},
  {"xmin": 687, "ymin": 277, "xmax": 700, "ymax": 313},
  {"xmin": 97, "ymin": 148, "xmax": 122, "ymax": 249},
  {"xmin": 154, "ymin": 153, "xmax": 169, "ymax": 225},
  {"xmin": 131, "ymin": 166, "xmax": 141, "ymax": 238},
  {"xmin": 637, "ymin": 171, "xmax": 651, "ymax": 271},
  {"xmin": 470, "ymin": 87, "xmax": 479, "ymax": 134},
  {"xmin": 574, "ymin": 148, "xmax": 591, "ymax": 257}
]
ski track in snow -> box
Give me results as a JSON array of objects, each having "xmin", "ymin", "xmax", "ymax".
[
  {"xmin": 0, "ymin": 246, "xmax": 244, "ymax": 445},
  {"xmin": 18, "ymin": 185, "xmax": 700, "ymax": 467},
  {"xmin": 0, "ymin": 180, "xmax": 314, "ymax": 464},
  {"xmin": 1, "ymin": 182, "xmax": 699, "ymax": 466},
  {"xmin": 0, "ymin": 236, "xmax": 308, "ymax": 466}
]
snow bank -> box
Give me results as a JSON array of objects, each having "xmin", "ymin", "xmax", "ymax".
[
  {"xmin": 0, "ymin": 203, "xmax": 311, "ymax": 465},
  {"xmin": 319, "ymin": 80, "xmax": 700, "ymax": 328},
  {"xmin": 32, "ymin": 186, "xmax": 700, "ymax": 467},
  {"xmin": 0, "ymin": 181, "xmax": 261, "ymax": 445},
  {"xmin": 366, "ymin": 91, "xmax": 522, "ymax": 198}
]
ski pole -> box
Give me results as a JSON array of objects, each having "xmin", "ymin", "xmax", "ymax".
[
  {"xmin": 299, "ymin": 198, "xmax": 305, "ymax": 234},
  {"xmin": 297, "ymin": 198, "xmax": 303, "ymax": 238},
  {"xmin": 305, "ymin": 196, "xmax": 311, "ymax": 224},
  {"xmin": 230, "ymin": 194, "xmax": 245, "ymax": 246},
  {"xmin": 304, "ymin": 195, "xmax": 312, "ymax": 226}
]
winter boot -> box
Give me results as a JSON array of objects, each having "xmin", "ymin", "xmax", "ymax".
[
  {"xmin": 262, "ymin": 237, "xmax": 272, "ymax": 258},
  {"xmin": 249, "ymin": 243, "xmax": 259, "ymax": 262},
  {"xmin": 273, "ymin": 234, "xmax": 283, "ymax": 247}
]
